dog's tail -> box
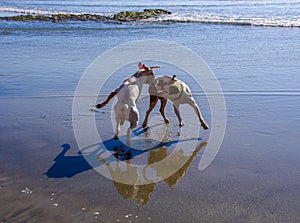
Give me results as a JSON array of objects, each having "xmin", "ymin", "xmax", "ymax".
[
  {"xmin": 150, "ymin": 65, "xmax": 160, "ymax": 69},
  {"xmin": 96, "ymin": 87, "xmax": 121, "ymax": 109}
]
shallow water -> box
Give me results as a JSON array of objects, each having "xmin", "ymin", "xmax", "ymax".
[{"xmin": 1, "ymin": 0, "xmax": 300, "ymax": 222}]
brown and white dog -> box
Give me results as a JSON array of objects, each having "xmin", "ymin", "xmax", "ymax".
[
  {"xmin": 144, "ymin": 75, "xmax": 209, "ymax": 130},
  {"xmin": 96, "ymin": 63, "xmax": 209, "ymax": 144}
]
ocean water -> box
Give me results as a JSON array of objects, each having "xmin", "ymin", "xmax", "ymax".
[
  {"xmin": 0, "ymin": 0, "xmax": 300, "ymax": 222},
  {"xmin": 0, "ymin": 0, "xmax": 299, "ymax": 97}
]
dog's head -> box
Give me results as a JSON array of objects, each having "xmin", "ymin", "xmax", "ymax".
[
  {"xmin": 136, "ymin": 62, "xmax": 160, "ymax": 76},
  {"xmin": 135, "ymin": 62, "xmax": 160, "ymax": 84}
]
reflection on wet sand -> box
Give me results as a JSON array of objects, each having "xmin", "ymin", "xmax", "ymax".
[
  {"xmin": 114, "ymin": 178, "xmax": 156, "ymax": 205},
  {"xmin": 164, "ymin": 142, "xmax": 205, "ymax": 188},
  {"xmin": 99, "ymin": 142, "xmax": 207, "ymax": 205},
  {"xmin": 46, "ymin": 134, "xmax": 206, "ymax": 205}
]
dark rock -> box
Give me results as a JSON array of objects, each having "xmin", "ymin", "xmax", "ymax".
[
  {"xmin": 113, "ymin": 9, "xmax": 172, "ymax": 21},
  {"xmin": 0, "ymin": 9, "xmax": 171, "ymax": 23}
]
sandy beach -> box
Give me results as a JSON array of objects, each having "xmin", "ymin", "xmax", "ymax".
[
  {"xmin": 1, "ymin": 0, "xmax": 300, "ymax": 222},
  {"xmin": 1, "ymin": 92, "xmax": 299, "ymax": 222}
]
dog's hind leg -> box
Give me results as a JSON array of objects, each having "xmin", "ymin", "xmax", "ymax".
[
  {"xmin": 187, "ymin": 98, "xmax": 209, "ymax": 130},
  {"xmin": 159, "ymin": 97, "xmax": 170, "ymax": 124},
  {"xmin": 127, "ymin": 107, "xmax": 139, "ymax": 146},
  {"xmin": 142, "ymin": 95, "xmax": 159, "ymax": 128},
  {"xmin": 115, "ymin": 118, "xmax": 121, "ymax": 140},
  {"xmin": 126, "ymin": 127, "xmax": 133, "ymax": 146},
  {"xmin": 127, "ymin": 120, "xmax": 138, "ymax": 146}
]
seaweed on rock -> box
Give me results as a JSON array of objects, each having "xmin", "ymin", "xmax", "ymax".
[
  {"xmin": 0, "ymin": 9, "xmax": 172, "ymax": 22},
  {"xmin": 113, "ymin": 9, "xmax": 171, "ymax": 21}
]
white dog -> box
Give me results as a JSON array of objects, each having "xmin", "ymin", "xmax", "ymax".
[{"xmin": 112, "ymin": 62, "xmax": 159, "ymax": 146}]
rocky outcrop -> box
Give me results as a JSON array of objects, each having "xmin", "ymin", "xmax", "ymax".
[
  {"xmin": 0, "ymin": 9, "xmax": 172, "ymax": 22},
  {"xmin": 0, "ymin": 14, "xmax": 110, "ymax": 22},
  {"xmin": 113, "ymin": 9, "xmax": 171, "ymax": 21}
]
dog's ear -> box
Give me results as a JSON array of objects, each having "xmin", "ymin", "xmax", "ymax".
[
  {"xmin": 138, "ymin": 61, "xmax": 144, "ymax": 70},
  {"xmin": 138, "ymin": 62, "xmax": 149, "ymax": 71}
]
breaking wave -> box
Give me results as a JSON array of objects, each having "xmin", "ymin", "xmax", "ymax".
[
  {"xmin": 0, "ymin": 6, "xmax": 81, "ymax": 15},
  {"xmin": 148, "ymin": 13, "xmax": 300, "ymax": 28}
]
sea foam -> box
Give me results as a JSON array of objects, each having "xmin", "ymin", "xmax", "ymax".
[
  {"xmin": 0, "ymin": 6, "xmax": 77, "ymax": 15},
  {"xmin": 148, "ymin": 13, "xmax": 300, "ymax": 28}
]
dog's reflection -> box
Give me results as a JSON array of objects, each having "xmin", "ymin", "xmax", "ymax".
[{"xmin": 98, "ymin": 141, "xmax": 207, "ymax": 205}]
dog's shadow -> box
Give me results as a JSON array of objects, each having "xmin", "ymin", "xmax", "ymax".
[
  {"xmin": 102, "ymin": 127, "xmax": 190, "ymax": 162},
  {"xmin": 44, "ymin": 144, "xmax": 93, "ymax": 178},
  {"xmin": 45, "ymin": 134, "xmax": 201, "ymax": 178}
]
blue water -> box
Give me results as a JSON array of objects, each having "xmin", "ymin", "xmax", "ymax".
[
  {"xmin": 0, "ymin": 14, "xmax": 299, "ymax": 96},
  {"xmin": 0, "ymin": 0, "xmax": 299, "ymax": 141},
  {"xmin": 1, "ymin": 0, "xmax": 299, "ymax": 80},
  {"xmin": 0, "ymin": 0, "xmax": 299, "ymax": 131}
]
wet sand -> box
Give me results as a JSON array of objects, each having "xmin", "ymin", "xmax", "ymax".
[{"xmin": 0, "ymin": 91, "xmax": 299, "ymax": 223}]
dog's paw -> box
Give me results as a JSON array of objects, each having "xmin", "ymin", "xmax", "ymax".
[
  {"xmin": 164, "ymin": 118, "xmax": 170, "ymax": 124},
  {"xmin": 202, "ymin": 122, "xmax": 209, "ymax": 130}
]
